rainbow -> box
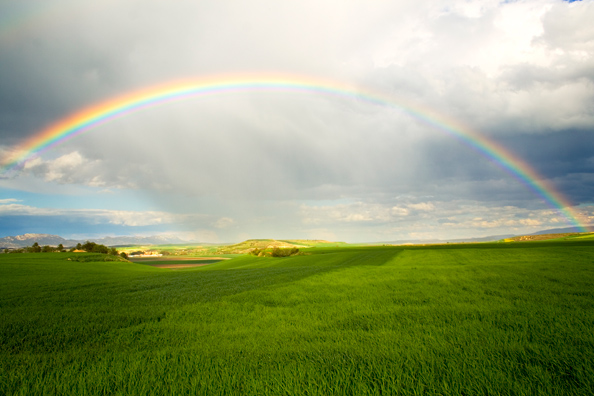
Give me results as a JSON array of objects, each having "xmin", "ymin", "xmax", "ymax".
[{"xmin": 0, "ymin": 73, "xmax": 588, "ymax": 232}]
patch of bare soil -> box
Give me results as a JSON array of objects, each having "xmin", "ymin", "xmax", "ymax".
[
  {"xmin": 150, "ymin": 263, "xmax": 210, "ymax": 269},
  {"xmin": 130, "ymin": 257, "xmax": 230, "ymax": 262}
]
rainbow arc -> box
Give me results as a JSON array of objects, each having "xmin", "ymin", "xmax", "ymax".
[{"xmin": 0, "ymin": 74, "xmax": 588, "ymax": 232}]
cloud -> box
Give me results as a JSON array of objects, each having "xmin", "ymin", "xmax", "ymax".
[
  {"xmin": 298, "ymin": 199, "xmax": 591, "ymax": 240},
  {"xmin": 0, "ymin": 198, "xmax": 20, "ymax": 204},
  {"xmin": 22, "ymin": 151, "xmax": 104, "ymax": 185},
  {"xmin": 213, "ymin": 217, "xmax": 235, "ymax": 229},
  {"xmin": 0, "ymin": 201, "xmax": 233, "ymax": 229},
  {"xmin": 407, "ymin": 202, "xmax": 435, "ymax": 212},
  {"xmin": 1, "ymin": 0, "xmax": 593, "ymax": 241}
]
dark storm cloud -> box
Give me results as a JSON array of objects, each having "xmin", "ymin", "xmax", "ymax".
[
  {"xmin": 413, "ymin": 128, "xmax": 594, "ymax": 206},
  {"xmin": 497, "ymin": 129, "xmax": 594, "ymax": 205},
  {"xmin": 0, "ymin": 24, "xmax": 133, "ymax": 144}
]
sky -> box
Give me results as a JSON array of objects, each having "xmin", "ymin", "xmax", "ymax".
[{"xmin": 0, "ymin": 0, "xmax": 593, "ymax": 243}]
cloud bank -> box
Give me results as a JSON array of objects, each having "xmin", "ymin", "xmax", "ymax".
[{"xmin": 0, "ymin": 0, "xmax": 593, "ymax": 240}]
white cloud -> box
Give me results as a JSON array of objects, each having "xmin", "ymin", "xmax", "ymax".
[
  {"xmin": 300, "ymin": 202, "xmax": 397, "ymax": 225},
  {"xmin": 21, "ymin": 151, "xmax": 109, "ymax": 187},
  {"xmin": 391, "ymin": 207, "xmax": 410, "ymax": 217},
  {"xmin": 407, "ymin": 202, "xmax": 435, "ymax": 212},
  {"xmin": 0, "ymin": 203, "xmax": 55, "ymax": 216},
  {"xmin": 0, "ymin": 198, "xmax": 20, "ymax": 204},
  {"xmin": 0, "ymin": 201, "xmax": 214, "ymax": 228},
  {"xmin": 298, "ymin": 198, "xmax": 585, "ymax": 240},
  {"xmin": 213, "ymin": 217, "xmax": 235, "ymax": 229}
]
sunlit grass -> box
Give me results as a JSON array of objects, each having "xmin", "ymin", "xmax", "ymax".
[{"xmin": 1, "ymin": 243, "xmax": 594, "ymax": 395}]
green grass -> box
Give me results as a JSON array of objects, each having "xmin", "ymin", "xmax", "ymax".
[
  {"xmin": 563, "ymin": 233, "xmax": 594, "ymax": 240},
  {"xmin": 1, "ymin": 243, "xmax": 594, "ymax": 395}
]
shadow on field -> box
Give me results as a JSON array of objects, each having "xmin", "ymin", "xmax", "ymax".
[
  {"xmin": 126, "ymin": 248, "xmax": 402, "ymax": 308},
  {"xmin": 0, "ymin": 248, "xmax": 402, "ymax": 354}
]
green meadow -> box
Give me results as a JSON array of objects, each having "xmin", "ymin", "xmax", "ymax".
[{"xmin": 1, "ymin": 241, "xmax": 594, "ymax": 395}]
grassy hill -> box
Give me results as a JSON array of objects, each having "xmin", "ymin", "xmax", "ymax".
[
  {"xmin": 2, "ymin": 242, "xmax": 594, "ymax": 395},
  {"xmin": 118, "ymin": 239, "xmax": 348, "ymax": 256},
  {"xmin": 502, "ymin": 231, "xmax": 594, "ymax": 242}
]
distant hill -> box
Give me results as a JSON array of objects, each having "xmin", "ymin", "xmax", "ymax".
[
  {"xmin": 504, "ymin": 229, "xmax": 594, "ymax": 242},
  {"xmin": 2, "ymin": 226, "xmax": 592, "ymax": 249},
  {"xmin": 0, "ymin": 233, "xmax": 196, "ymax": 249},
  {"xmin": 529, "ymin": 226, "xmax": 592, "ymax": 235},
  {"xmin": 378, "ymin": 226, "xmax": 593, "ymax": 246},
  {"xmin": 379, "ymin": 234, "xmax": 516, "ymax": 246},
  {"xmin": 215, "ymin": 239, "xmax": 332, "ymax": 254}
]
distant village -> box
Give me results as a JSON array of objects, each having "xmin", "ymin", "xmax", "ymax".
[{"xmin": 127, "ymin": 250, "xmax": 163, "ymax": 258}]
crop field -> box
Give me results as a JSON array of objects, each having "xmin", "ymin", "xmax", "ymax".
[{"xmin": 1, "ymin": 241, "xmax": 594, "ymax": 395}]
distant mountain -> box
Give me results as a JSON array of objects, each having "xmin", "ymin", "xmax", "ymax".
[
  {"xmin": 529, "ymin": 226, "xmax": 592, "ymax": 235},
  {"xmin": 0, "ymin": 233, "xmax": 196, "ymax": 248},
  {"xmin": 0, "ymin": 233, "xmax": 79, "ymax": 249}
]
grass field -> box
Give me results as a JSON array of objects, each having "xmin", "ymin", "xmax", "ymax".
[{"xmin": 1, "ymin": 241, "xmax": 594, "ymax": 395}]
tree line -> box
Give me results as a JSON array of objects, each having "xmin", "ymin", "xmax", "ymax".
[
  {"xmin": 250, "ymin": 247, "xmax": 300, "ymax": 257},
  {"xmin": 3, "ymin": 241, "xmax": 126, "ymax": 258}
]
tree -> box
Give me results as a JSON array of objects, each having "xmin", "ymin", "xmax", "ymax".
[
  {"xmin": 76, "ymin": 243, "xmax": 82, "ymax": 250},
  {"xmin": 109, "ymin": 247, "xmax": 118, "ymax": 256},
  {"xmin": 31, "ymin": 242, "xmax": 41, "ymax": 253},
  {"xmin": 271, "ymin": 247, "xmax": 299, "ymax": 257},
  {"xmin": 57, "ymin": 244, "xmax": 64, "ymax": 252},
  {"xmin": 42, "ymin": 245, "xmax": 52, "ymax": 253},
  {"xmin": 93, "ymin": 244, "xmax": 109, "ymax": 254},
  {"xmin": 82, "ymin": 241, "xmax": 95, "ymax": 252}
]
